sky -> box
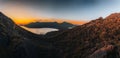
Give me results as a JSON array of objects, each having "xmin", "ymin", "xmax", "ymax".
[{"xmin": 1, "ymin": 0, "xmax": 120, "ymax": 25}]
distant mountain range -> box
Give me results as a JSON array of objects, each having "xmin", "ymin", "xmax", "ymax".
[
  {"xmin": 0, "ymin": 12, "xmax": 120, "ymax": 58},
  {"xmin": 25, "ymin": 22, "xmax": 76, "ymax": 30}
]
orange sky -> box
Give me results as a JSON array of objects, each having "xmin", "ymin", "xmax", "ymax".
[
  {"xmin": 3, "ymin": 10, "xmax": 87, "ymax": 25},
  {"xmin": 3, "ymin": 11, "xmax": 86, "ymax": 25},
  {"xmin": 1, "ymin": 3, "xmax": 87, "ymax": 25},
  {"xmin": 13, "ymin": 18, "xmax": 86, "ymax": 25}
]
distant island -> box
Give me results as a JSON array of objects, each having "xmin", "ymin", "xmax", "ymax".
[{"xmin": 24, "ymin": 22, "xmax": 76, "ymax": 30}]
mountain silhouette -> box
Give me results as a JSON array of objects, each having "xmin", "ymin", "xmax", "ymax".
[
  {"xmin": 25, "ymin": 21, "xmax": 75, "ymax": 30},
  {"xmin": 0, "ymin": 12, "xmax": 61, "ymax": 58},
  {"xmin": 0, "ymin": 12, "xmax": 120, "ymax": 58}
]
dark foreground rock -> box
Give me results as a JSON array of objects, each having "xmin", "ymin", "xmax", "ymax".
[
  {"xmin": 1, "ymin": 12, "xmax": 120, "ymax": 58},
  {"xmin": 0, "ymin": 12, "xmax": 62, "ymax": 58}
]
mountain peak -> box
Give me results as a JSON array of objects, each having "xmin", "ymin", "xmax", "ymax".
[
  {"xmin": 0, "ymin": 12, "xmax": 2, "ymax": 14},
  {"xmin": 106, "ymin": 13, "xmax": 120, "ymax": 20},
  {"xmin": 0, "ymin": 12, "xmax": 5, "ymax": 16},
  {"xmin": 62, "ymin": 21, "xmax": 68, "ymax": 23}
]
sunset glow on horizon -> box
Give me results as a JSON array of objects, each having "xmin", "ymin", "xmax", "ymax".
[
  {"xmin": 1, "ymin": 0, "xmax": 120, "ymax": 24},
  {"xmin": 12, "ymin": 18, "xmax": 86, "ymax": 25},
  {"xmin": 1, "ymin": 0, "xmax": 117, "ymax": 25},
  {"xmin": 0, "ymin": 4, "xmax": 86, "ymax": 25},
  {"xmin": 2, "ymin": 11, "xmax": 86, "ymax": 25}
]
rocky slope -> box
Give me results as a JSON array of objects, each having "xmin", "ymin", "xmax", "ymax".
[
  {"xmin": 0, "ymin": 12, "xmax": 61, "ymax": 58},
  {"xmin": 45, "ymin": 14, "xmax": 120, "ymax": 58},
  {"xmin": 1, "ymin": 12, "xmax": 120, "ymax": 58}
]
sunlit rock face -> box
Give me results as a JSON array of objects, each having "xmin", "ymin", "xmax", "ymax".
[
  {"xmin": 21, "ymin": 26, "xmax": 59, "ymax": 35},
  {"xmin": 45, "ymin": 13, "xmax": 120, "ymax": 58},
  {"xmin": 89, "ymin": 45, "xmax": 116, "ymax": 58}
]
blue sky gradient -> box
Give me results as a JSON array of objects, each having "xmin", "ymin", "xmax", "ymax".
[{"xmin": 0, "ymin": 0, "xmax": 120, "ymax": 21}]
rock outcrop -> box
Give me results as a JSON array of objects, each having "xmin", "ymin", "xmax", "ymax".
[
  {"xmin": 0, "ymin": 12, "xmax": 61, "ymax": 58},
  {"xmin": 1, "ymin": 12, "xmax": 120, "ymax": 58}
]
